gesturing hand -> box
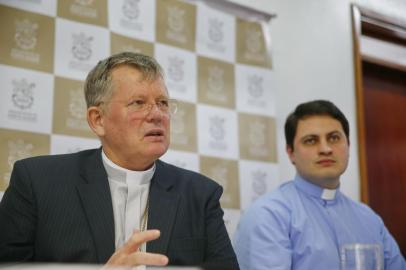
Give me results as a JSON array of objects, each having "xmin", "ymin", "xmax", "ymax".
[{"xmin": 105, "ymin": 229, "xmax": 169, "ymax": 267}]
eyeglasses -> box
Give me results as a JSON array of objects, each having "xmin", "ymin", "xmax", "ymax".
[
  {"xmin": 126, "ymin": 98, "xmax": 178, "ymax": 115},
  {"xmin": 98, "ymin": 98, "xmax": 178, "ymax": 115}
]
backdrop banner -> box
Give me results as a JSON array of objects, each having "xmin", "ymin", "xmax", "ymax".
[{"xmin": 0, "ymin": 0, "xmax": 278, "ymax": 238}]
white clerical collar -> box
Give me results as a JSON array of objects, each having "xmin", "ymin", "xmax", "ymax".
[
  {"xmin": 101, "ymin": 150, "xmax": 155, "ymax": 185},
  {"xmin": 321, "ymin": 188, "xmax": 337, "ymax": 200},
  {"xmin": 294, "ymin": 174, "xmax": 339, "ymax": 201}
]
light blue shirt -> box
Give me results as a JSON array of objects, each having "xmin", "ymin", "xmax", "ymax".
[{"xmin": 233, "ymin": 175, "xmax": 406, "ymax": 270}]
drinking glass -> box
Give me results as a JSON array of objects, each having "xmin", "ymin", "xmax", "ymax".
[{"xmin": 340, "ymin": 243, "xmax": 383, "ymax": 270}]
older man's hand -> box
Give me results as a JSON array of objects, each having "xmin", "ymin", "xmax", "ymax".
[{"xmin": 105, "ymin": 229, "xmax": 169, "ymax": 267}]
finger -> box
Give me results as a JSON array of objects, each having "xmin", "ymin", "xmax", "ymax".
[
  {"xmin": 130, "ymin": 252, "xmax": 169, "ymax": 266},
  {"xmin": 104, "ymin": 251, "xmax": 128, "ymax": 267},
  {"xmin": 122, "ymin": 229, "xmax": 161, "ymax": 254}
]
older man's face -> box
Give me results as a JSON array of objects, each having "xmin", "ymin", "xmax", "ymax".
[
  {"xmin": 98, "ymin": 65, "xmax": 171, "ymax": 170},
  {"xmin": 287, "ymin": 115, "xmax": 349, "ymax": 189}
]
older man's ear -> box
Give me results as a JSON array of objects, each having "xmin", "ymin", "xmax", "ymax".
[{"xmin": 87, "ymin": 106, "xmax": 105, "ymax": 137}]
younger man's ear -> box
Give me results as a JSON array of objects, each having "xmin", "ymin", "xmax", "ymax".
[{"xmin": 286, "ymin": 145, "xmax": 295, "ymax": 165}]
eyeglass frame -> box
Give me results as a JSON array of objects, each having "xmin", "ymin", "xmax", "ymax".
[{"xmin": 97, "ymin": 98, "xmax": 178, "ymax": 116}]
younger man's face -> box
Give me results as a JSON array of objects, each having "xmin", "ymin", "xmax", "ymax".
[{"xmin": 287, "ymin": 115, "xmax": 349, "ymax": 189}]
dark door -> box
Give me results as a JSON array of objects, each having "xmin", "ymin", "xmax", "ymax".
[{"xmin": 362, "ymin": 61, "xmax": 406, "ymax": 256}]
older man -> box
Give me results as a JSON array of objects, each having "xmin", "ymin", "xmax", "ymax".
[
  {"xmin": 233, "ymin": 100, "xmax": 405, "ymax": 269},
  {"xmin": 0, "ymin": 52, "xmax": 238, "ymax": 269}
]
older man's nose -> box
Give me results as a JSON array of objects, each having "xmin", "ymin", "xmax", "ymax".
[{"xmin": 145, "ymin": 103, "xmax": 165, "ymax": 120}]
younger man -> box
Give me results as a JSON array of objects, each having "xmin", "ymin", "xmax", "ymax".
[{"xmin": 234, "ymin": 100, "xmax": 405, "ymax": 269}]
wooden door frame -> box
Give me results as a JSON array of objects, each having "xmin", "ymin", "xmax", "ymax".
[{"xmin": 351, "ymin": 4, "xmax": 406, "ymax": 203}]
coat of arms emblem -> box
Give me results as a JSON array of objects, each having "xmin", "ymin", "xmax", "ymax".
[{"xmin": 14, "ymin": 19, "xmax": 38, "ymax": 50}]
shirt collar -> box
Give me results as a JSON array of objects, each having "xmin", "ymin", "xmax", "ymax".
[
  {"xmin": 102, "ymin": 149, "xmax": 155, "ymax": 185},
  {"xmin": 294, "ymin": 174, "xmax": 340, "ymax": 201}
]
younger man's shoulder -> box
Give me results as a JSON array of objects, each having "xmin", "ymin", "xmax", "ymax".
[
  {"xmin": 243, "ymin": 180, "xmax": 298, "ymax": 217},
  {"xmin": 340, "ymin": 193, "xmax": 384, "ymax": 224}
]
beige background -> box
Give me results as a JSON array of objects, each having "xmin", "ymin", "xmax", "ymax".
[
  {"xmin": 0, "ymin": 5, "xmax": 55, "ymax": 72},
  {"xmin": 53, "ymin": 77, "xmax": 95, "ymax": 138},
  {"xmin": 170, "ymin": 101, "xmax": 197, "ymax": 152},
  {"xmin": 57, "ymin": 0, "xmax": 108, "ymax": 27},
  {"xmin": 156, "ymin": 0, "xmax": 196, "ymax": 51},
  {"xmin": 200, "ymin": 155, "xmax": 241, "ymax": 209},
  {"xmin": 239, "ymin": 113, "xmax": 277, "ymax": 162},
  {"xmin": 198, "ymin": 56, "xmax": 235, "ymax": 109},
  {"xmin": 0, "ymin": 128, "xmax": 50, "ymax": 190},
  {"xmin": 236, "ymin": 18, "xmax": 271, "ymax": 68},
  {"xmin": 111, "ymin": 32, "xmax": 154, "ymax": 56}
]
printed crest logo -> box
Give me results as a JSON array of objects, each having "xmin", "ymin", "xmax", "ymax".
[
  {"xmin": 210, "ymin": 165, "xmax": 228, "ymax": 189},
  {"xmin": 168, "ymin": 56, "xmax": 184, "ymax": 82},
  {"xmin": 245, "ymin": 28, "xmax": 263, "ymax": 54},
  {"xmin": 66, "ymin": 88, "xmax": 90, "ymax": 130},
  {"xmin": 7, "ymin": 139, "xmax": 33, "ymax": 172},
  {"xmin": 4, "ymin": 139, "xmax": 33, "ymax": 183},
  {"xmin": 251, "ymin": 170, "xmax": 267, "ymax": 196},
  {"xmin": 69, "ymin": 88, "xmax": 86, "ymax": 120},
  {"xmin": 74, "ymin": 0, "xmax": 94, "ymax": 6},
  {"xmin": 122, "ymin": 0, "xmax": 140, "ymax": 20},
  {"xmin": 249, "ymin": 121, "xmax": 266, "ymax": 147},
  {"xmin": 70, "ymin": 0, "xmax": 97, "ymax": 19},
  {"xmin": 14, "ymin": 19, "xmax": 38, "ymax": 50},
  {"xmin": 209, "ymin": 116, "xmax": 225, "ymax": 141},
  {"xmin": 167, "ymin": 6, "xmax": 185, "ymax": 33},
  {"xmin": 171, "ymin": 108, "xmax": 185, "ymax": 134},
  {"xmin": 207, "ymin": 66, "xmax": 224, "ymax": 93},
  {"xmin": 120, "ymin": 45, "xmax": 142, "ymax": 53},
  {"xmin": 11, "ymin": 79, "xmax": 35, "ymax": 110},
  {"xmin": 208, "ymin": 18, "xmax": 224, "ymax": 43},
  {"xmin": 72, "ymin": 33, "xmax": 93, "ymax": 61},
  {"xmin": 247, "ymin": 75, "xmax": 264, "ymax": 98}
]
